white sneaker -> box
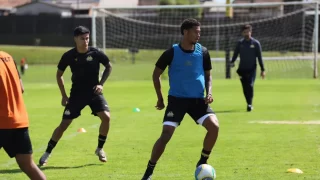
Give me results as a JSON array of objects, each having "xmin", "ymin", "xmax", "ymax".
[
  {"xmin": 95, "ymin": 148, "xmax": 107, "ymax": 162},
  {"xmin": 39, "ymin": 152, "xmax": 50, "ymax": 166}
]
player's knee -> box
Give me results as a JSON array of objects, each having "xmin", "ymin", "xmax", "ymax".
[
  {"xmin": 18, "ymin": 163, "xmax": 35, "ymax": 176},
  {"xmin": 58, "ymin": 120, "xmax": 72, "ymax": 131},
  {"xmin": 159, "ymin": 126, "xmax": 175, "ymax": 144},
  {"xmin": 15, "ymin": 154, "xmax": 32, "ymax": 173},
  {"xmin": 17, "ymin": 163, "xmax": 29, "ymax": 174},
  {"xmin": 203, "ymin": 115, "xmax": 219, "ymax": 132},
  {"xmin": 97, "ymin": 111, "xmax": 110, "ymax": 123},
  {"xmin": 17, "ymin": 161, "xmax": 46, "ymax": 180}
]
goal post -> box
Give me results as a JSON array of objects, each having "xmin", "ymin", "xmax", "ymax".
[
  {"xmin": 314, "ymin": 3, "xmax": 319, "ymax": 78},
  {"xmin": 91, "ymin": 1, "xmax": 319, "ymax": 79}
]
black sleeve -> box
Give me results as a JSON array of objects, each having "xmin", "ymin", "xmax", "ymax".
[
  {"xmin": 256, "ymin": 41, "xmax": 265, "ymax": 71},
  {"xmin": 57, "ymin": 53, "xmax": 69, "ymax": 71},
  {"xmin": 155, "ymin": 48, "xmax": 174, "ymax": 71},
  {"xmin": 202, "ymin": 46, "xmax": 212, "ymax": 71},
  {"xmin": 231, "ymin": 41, "xmax": 240, "ymax": 63},
  {"xmin": 97, "ymin": 50, "xmax": 110, "ymax": 67}
]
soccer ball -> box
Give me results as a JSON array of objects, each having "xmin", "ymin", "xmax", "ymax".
[{"xmin": 195, "ymin": 164, "xmax": 216, "ymax": 180}]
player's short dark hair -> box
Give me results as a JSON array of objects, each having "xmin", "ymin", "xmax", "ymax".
[
  {"xmin": 242, "ymin": 24, "xmax": 252, "ymax": 32},
  {"xmin": 73, "ymin": 26, "xmax": 90, "ymax": 37},
  {"xmin": 180, "ymin": 18, "xmax": 201, "ymax": 35}
]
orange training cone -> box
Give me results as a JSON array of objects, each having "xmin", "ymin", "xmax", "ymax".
[
  {"xmin": 77, "ymin": 128, "xmax": 86, "ymax": 133},
  {"xmin": 287, "ymin": 168, "xmax": 303, "ymax": 174}
]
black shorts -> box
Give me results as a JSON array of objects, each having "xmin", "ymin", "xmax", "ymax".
[
  {"xmin": 62, "ymin": 94, "xmax": 109, "ymax": 119},
  {"xmin": 0, "ymin": 128, "xmax": 33, "ymax": 158},
  {"xmin": 163, "ymin": 95, "xmax": 215, "ymax": 126}
]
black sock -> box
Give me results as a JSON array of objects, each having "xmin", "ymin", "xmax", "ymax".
[
  {"xmin": 45, "ymin": 139, "xmax": 57, "ymax": 153},
  {"xmin": 199, "ymin": 149, "xmax": 211, "ymax": 164},
  {"xmin": 98, "ymin": 134, "xmax": 107, "ymax": 149},
  {"xmin": 147, "ymin": 160, "xmax": 156, "ymax": 169},
  {"xmin": 143, "ymin": 160, "xmax": 156, "ymax": 178}
]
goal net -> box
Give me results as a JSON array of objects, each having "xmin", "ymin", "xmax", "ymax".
[{"xmin": 92, "ymin": 2, "xmax": 319, "ymax": 79}]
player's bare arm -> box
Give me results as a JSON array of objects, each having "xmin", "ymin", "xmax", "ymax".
[
  {"xmin": 205, "ymin": 70, "xmax": 213, "ymax": 104},
  {"xmin": 99, "ymin": 62, "xmax": 112, "ymax": 85},
  {"xmin": 153, "ymin": 67, "xmax": 165, "ymax": 110},
  {"xmin": 202, "ymin": 47, "xmax": 213, "ymax": 104},
  {"xmin": 94, "ymin": 62, "xmax": 112, "ymax": 94},
  {"xmin": 153, "ymin": 48, "xmax": 172, "ymax": 110},
  {"xmin": 56, "ymin": 69, "xmax": 68, "ymax": 106},
  {"xmin": 17, "ymin": 68, "xmax": 25, "ymax": 93},
  {"xmin": 13, "ymin": 60, "xmax": 24, "ymax": 93},
  {"xmin": 20, "ymin": 79, "xmax": 25, "ymax": 94}
]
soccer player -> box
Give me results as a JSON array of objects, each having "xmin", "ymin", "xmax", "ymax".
[
  {"xmin": 0, "ymin": 51, "xmax": 46, "ymax": 180},
  {"xmin": 230, "ymin": 24, "xmax": 265, "ymax": 112},
  {"xmin": 39, "ymin": 26, "xmax": 112, "ymax": 166},
  {"xmin": 141, "ymin": 18, "xmax": 219, "ymax": 180},
  {"xmin": 20, "ymin": 57, "xmax": 26, "ymax": 75}
]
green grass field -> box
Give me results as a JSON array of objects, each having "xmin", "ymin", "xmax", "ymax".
[
  {"xmin": 0, "ymin": 45, "xmax": 320, "ymax": 180},
  {"xmin": 0, "ymin": 45, "xmax": 318, "ymax": 79}
]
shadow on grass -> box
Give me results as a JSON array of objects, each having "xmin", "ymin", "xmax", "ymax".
[
  {"xmin": 0, "ymin": 163, "xmax": 103, "ymax": 174},
  {"xmin": 215, "ymin": 109, "xmax": 244, "ymax": 114}
]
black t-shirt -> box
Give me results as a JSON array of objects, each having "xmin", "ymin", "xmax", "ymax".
[
  {"xmin": 57, "ymin": 47, "xmax": 110, "ymax": 93},
  {"xmin": 155, "ymin": 44, "xmax": 212, "ymax": 71}
]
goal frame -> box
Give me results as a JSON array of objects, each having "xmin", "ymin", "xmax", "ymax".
[{"xmin": 91, "ymin": 1, "xmax": 319, "ymax": 78}]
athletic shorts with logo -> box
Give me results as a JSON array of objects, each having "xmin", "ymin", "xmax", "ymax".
[
  {"xmin": 163, "ymin": 95, "xmax": 215, "ymax": 125},
  {"xmin": 62, "ymin": 94, "xmax": 109, "ymax": 119}
]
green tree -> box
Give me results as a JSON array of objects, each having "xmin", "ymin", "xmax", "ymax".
[
  {"xmin": 176, "ymin": 0, "xmax": 190, "ymax": 5},
  {"xmin": 159, "ymin": 0, "xmax": 174, "ymax": 5}
]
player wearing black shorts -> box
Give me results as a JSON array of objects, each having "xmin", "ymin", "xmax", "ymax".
[
  {"xmin": 39, "ymin": 26, "xmax": 112, "ymax": 166},
  {"xmin": 0, "ymin": 51, "xmax": 46, "ymax": 179},
  {"xmin": 141, "ymin": 19, "xmax": 220, "ymax": 180}
]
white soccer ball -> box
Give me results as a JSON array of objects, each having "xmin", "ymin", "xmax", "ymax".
[{"xmin": 195, "ymin": 164, "xmax": 216, "ymax": 180}]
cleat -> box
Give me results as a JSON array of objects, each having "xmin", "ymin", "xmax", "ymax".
[
  {"xmin": 141, "ymin": 175, "xmax": 152, "ymax": 180},
  {"xmin": 196, "ymin": 160, "xmax": 207, "ymax": 168},
  {"xmin": 95, "ymin": 148, "xmax": 107, "ymax": 162},
  {"xmin": 39, "ymin": 152, "xmax": 50, "ymax": 166}
]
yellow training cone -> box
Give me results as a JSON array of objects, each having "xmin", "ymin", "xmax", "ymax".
[
  {"xmin": 287, "ymin": 168, "xmax": 303, "ymax": 174},
  {"xmin": 77, "ymin": 128, "xmax": 86, "ymax": 133}
]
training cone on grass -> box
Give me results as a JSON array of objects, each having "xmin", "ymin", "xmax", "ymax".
[
  {"xmin": 77, "ymin": 128, "xmax": 86, "ymax": 133},
  {"xmin": 133, "ymin": 108, "xmax": 140, "ymax": 112},
  {"xmin": 287, "ymin": 168, "xmax": 303, "ymax": 174}
]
